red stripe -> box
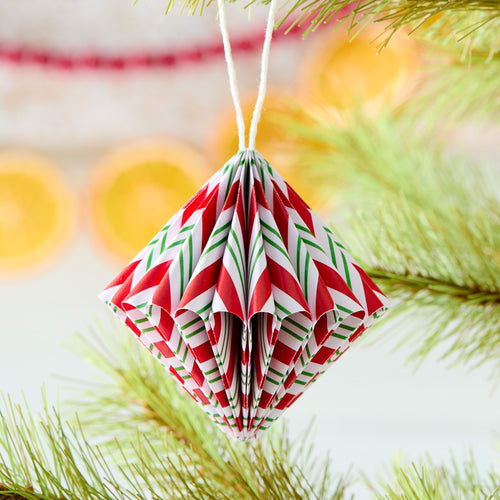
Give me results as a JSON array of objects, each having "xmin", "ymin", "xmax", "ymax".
[
  {"xmin": 123, "ymin": 317, "xmax": 141, "ymax": 337},
  {"xmin": 216, "ymin": 264, "xmax": 245, "ymax": 320},
  {"xmin": 271, "ymin": 340, "xmax": 296, "ymax": 365},
  {"xmin": 207, "ymin": 315, "xmax": 220, "ymax": 345},
  {"xmin": 191, "ymin": 340, "xmax": 216, "ymax": 364},
  {"xmin": 270, "ymin": 185, "xmax": 290, "ymax": 246},
  {"xmin": 266, "ymin": 258, "xmax": 310, "ymax": 312},
  {"xmin": 200, "ymin": 187, "xmax": 221, "ymax": 248},
  {"xmin": 157, "ymin": 309, "xmax": 176, "ymax": 342},
  {"xmin": 151, "ymin": 271, "xmax": 173, "ymax": 313},
  {"xmin": 311, "ymin": 345, "xmax": 336, "ymax": 364},
  {"xmin": 190, "ymin": 361, "xmax": 207, "ymax": 389},
  {"xmin": 214, "ymin": 390, "xmax": 230, "ymax": 408},
  {"xmin": 313, "ymin": 314, "xmax": 331, "ymax": 347},
  {"xmin": 169, "ymin": 366, "xmax": 186, "ymax": 385},
  {"xmin": 315, "ymin": 260, "xmax": 358, "ymax": 299},
  {"xmin": 314, "ymin": 276, "xmax": 335, "ymax": 319},
  {"xmin": 105, "ymin": 259, "xmax": 140, "ymax": 289},
  {"xmin": 248, "ymin": 271, "xmax": 272, "ymax": 317},
  {"xmin": 348, "ymin": 324, "xmax": 366, "ymax": 343},
  {"xmin": 193, "ymin": 388, "xmax": 210, "ymax": 405},
  {"xmin": 275, "ymin": 392, "xmax": 299, "ymax": 410},
  {"xmin": 258, "ymin": 390, "xmax": 274, "ymax": 409},
  {"xmin": 281, "ymin": 181, "xmax": 315, "ymax": 236},
  {"xmin": 154, "ymin": 340, "xmax": 175, "ymax": 359},
  {"xmin": 180, "ymin": 182, "xmax": 211, "ymax": 226},
  {"xmin": 223, "ymin": 316, "xmax": 240, "ymax": 387},
  {"xmin": 177, "ymin": 259, "xmax": 222, "ymax": 310},
  {"xmin": 127, "ymin": 260, "xmax": 171, "ymax": 300},
  {"xmin": 353, "ymin": 263, "xmax": 386, "ymax": 315}
]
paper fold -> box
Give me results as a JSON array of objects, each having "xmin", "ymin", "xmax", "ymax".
[{"xmin": 99, "ymin": 149, "xmax": 390, "ymax": 440}]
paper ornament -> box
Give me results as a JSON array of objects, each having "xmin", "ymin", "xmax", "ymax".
[{"xmin": 99, "ymin": 149, "xmax": 390, "ymax": 440}]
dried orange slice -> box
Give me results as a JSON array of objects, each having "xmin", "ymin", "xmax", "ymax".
[
  {"xmin": 209, "ymin": 91, "xmax": 329, "ymax": 212},
  {"xmin": 299, "ymin": 26, "xmax": 420, "ymax": 113},
  {"xmin": 0, "ymin": 152, "xmax": 73, "ymax": 276},
  {"xmin": 89, "ymin": 140, "xmax": 212, "ymax": 263}
]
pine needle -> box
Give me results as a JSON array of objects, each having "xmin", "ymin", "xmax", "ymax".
[
  {"xmin": 0, "ymin": 382, "xmax": 348, "ymax": 500},
  {"xmin": 409, "ymin": 58, "xmax": 500, "ymax": 129},
  {"xmin": 0, "ymin": 326, "xmax": 498, "ymax": 498},
  {"xmin": 279, "ymin": 1, "xmax": 500, "ymax": 51},
  {"xmin": 349, "ymin": 198, "xmax": 500, "ymax": 377},
  {"xmin": 160, "ymin": 0, "xmax": 500, "ymax": 55},
  {"xmin": 63, "ymin": 322, "xmax": 350, "ymax": 500},
  {"xmin": 284, "ymin": 111, "xmax": 500, "ymax": 377},
  {"xmin": 366, "ymin": 452, "xmax": 499, "ymax": 499}
]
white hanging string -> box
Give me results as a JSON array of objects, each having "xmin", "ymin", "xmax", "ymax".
[
  {"xmin": 217, "ymin": 0, "xmax": 246, "ymax": 150},
  {"xmin": 248, "ymin": 0, "xmax": 278, "ymax": 150},
  {"xmin": 217, "ymin": 0, "xmax": 278, "ymax": 151}
]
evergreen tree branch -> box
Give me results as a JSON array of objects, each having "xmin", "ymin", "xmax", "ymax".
[
  {"xmin": 366, "ymin": 453, "xmax": 499, "ymax": 499},
  {"xmin": 407, "ymin": 52, "xmax": 500, "ymax": 125},
  {"xmin": 414, "ymin": 9, "xmax": 500, "ymax": 59},
  {"xmin": 0, "ymin": 381, "xmax": 349, "ymax": 500},
  {"xmin": 161, "ymin": 0, "xmax": 500, "ymax": 54},
  {"xmin": 286, "ymin": 112, "xmax": 500, "ymax": 376},
  {"xmin": 348, "ymin": 199, "xmax": 500, "ymax": 376},
  {"xmin": 1, "ymin": 330, "xmax": 498, "ymax": 499},
  {"xmin": 286, "ymin": 1, "xmax": 500, "ymax": 54},
  {"xmin": 62, "ymin": 323, "xmax": 349, "ymax": 500}
]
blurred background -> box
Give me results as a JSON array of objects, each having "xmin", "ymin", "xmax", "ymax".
[{"xmin": 0, "ymin": 0, "xmax": 498, "ymax": 496}]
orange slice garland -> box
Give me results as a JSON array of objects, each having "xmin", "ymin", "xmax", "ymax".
[
  {"xmin": 299, "ymin": 26, "xmax": 421, "ymax": 114},
  {"xmin": 0, "ymin": 152, "xmax": 73, "ymax": 276},
  {"xmin": 89, "ymin": 141, "xmax": 212, "ymax": 263}
]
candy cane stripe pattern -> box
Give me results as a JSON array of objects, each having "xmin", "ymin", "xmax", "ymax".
[{"xmin": 99, "ymin": 150, "xmax": 390, "ymax": 440}]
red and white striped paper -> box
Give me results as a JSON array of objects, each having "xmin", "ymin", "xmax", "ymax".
[{"xmin": 99, "ymin": 149, "xmax": 390, "ymax": 440}]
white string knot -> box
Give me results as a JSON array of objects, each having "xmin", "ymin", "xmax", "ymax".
[{"xmin": 217, "ymin": 0, "xmax": 278, "ymax": 151}]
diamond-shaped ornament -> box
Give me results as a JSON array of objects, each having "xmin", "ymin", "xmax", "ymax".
[{"xmin": 99, "ymin": 149, "xmax": 390, "ymax": 440}]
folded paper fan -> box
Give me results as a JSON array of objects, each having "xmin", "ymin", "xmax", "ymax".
[{"xmin": 99, "ymin": 150, "xmax": 390, "ymax": 440}]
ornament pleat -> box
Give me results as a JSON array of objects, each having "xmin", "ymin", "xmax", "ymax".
[{"xmin": 100, "ymin": 150, "xmax": 389, "ymax": 440}]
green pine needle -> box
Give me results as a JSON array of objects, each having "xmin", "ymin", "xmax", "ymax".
[
  {"xmin": 284, "ymin": 110, "xmax": 500, "ymax": 377},
  {"xmin": 159, "ymin": 0, "xmax": 500, "ymax": 55},
  {"xmin": 349, "ymin": 197, "xmax": 500, "ymax": 376},
  {"xmin": 64, "ymin": 322, "xmax": 349, "ymax": 500},
  {"xmin": 281, "ymin": 1, "xmax": 500, "ymax": 53},
  {"xmin": 0, "ymin": 325, "xmax": 498, "ymax": 498},
  {"xmin": 0, "ymin": 384, "xmax": 348, "ymax": 500},
  {"xmin": 413, "ymin": 9, "xmax": 500, "ymax": 59},
  {"xmin": 366, "ymin": 453, "xmax": 499, "ymax": 499},
  {"xmin": 407, "ymin": 55, "xmax": 500, "ymax": 125}
]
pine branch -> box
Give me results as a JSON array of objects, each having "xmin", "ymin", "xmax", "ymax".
[
  {"xmin": 414, "ymin": 9, "xmax": 500, "ymax": 59},
  {"xmin": 366, "ymin": 453, "xmax": 499, "ymax": 499},
  {"xmin": 2, "ymin": 328, "xmax": 498, "ymax": 498},
  {"xmin": 280, "ymin": 1, "xmax": 500, "ymax": 50},
  {"xmin": 286, "ymin": 112, "xmax": 494, "ymax": 212},
  {"xmin": 63, "ymin": 322, "xmax": 350, "ymax": 500},
  {"xmin": 348, "ymin": 199, "xmax": 500, "ymax": 375},
  {"xmin": 406, "ymin": 50, "xmax": 500, "ymax": 125},
  {"xmin": 0, "ymin": 392, "xmax": 128, "ymax": 500},
  {"xmin": 161, "ymin": 0, "xmax": 500, "ymax": 54},
  {"xmin": 0, "ymin": 381, "xmax": 349, "ymax": 500},
  {"xmin": 367, "ymin": 270, "xmax": 500, "ymax": 305},
  {"xmin": 285, "ymin": 112, "xmax": 500, "ymax": 376}
]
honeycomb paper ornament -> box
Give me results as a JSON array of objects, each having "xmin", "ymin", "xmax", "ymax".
[
  {"xmin": 99, "ymin": 0, "xmax": 390, "ymax": 440},
  {"xmin": 99, "ymin": 149, "xmax": 390, "ymax": 439}
]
